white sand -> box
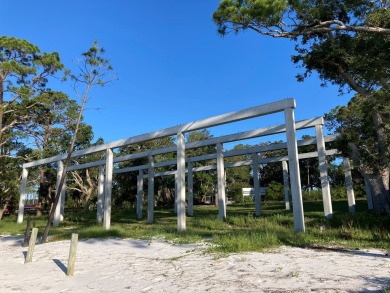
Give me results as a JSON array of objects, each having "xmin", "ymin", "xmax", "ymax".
[{"xmin": 0, "ymin": 235, "xmax": 389, "ymax": 292}]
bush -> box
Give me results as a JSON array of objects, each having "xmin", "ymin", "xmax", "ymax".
[
  {"xmin": 266, "ymin": 181, "xmax": 284, "ymax": 200},
  {"xmin": 302, "ymin": 189, "xmax": 322, "ymax": 201},
  {"xmin": 227, "ymin": 181, "xmax": 252, "ymax": 204},
  {"xmin": 330, "ymin": 186, "xmax": 347, "ymax": 199}
]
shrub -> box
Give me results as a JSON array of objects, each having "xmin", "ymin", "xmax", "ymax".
[
  {"xmin": 266, "ymin": 181, "xmax": 284, "ymax": 200},
  {"xmin": 227, "ymin": 181, "xmax": 249, "ymax": 203}
]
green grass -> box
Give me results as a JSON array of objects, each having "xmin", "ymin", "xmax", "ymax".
[{"xmin": 1, "ymin": 199, "xmax": 389, "ymax": 254}]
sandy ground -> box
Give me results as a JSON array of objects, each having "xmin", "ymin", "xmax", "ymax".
[{"xmin": 0, "ymin": 236, "xmax": 389, "ymax": 293}]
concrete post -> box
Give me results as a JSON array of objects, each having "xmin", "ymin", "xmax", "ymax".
[
  {"xmin": 252, "ymin": 153, "xmax": 261, "ymax": 216},
  {"xmin": 315, "ymin": 124, "xmax": 333, "ymax": 219},
  {"xmin": 284, "ymin": 107, "xmax": 305, "ymax": 232},
  {"xmin": 97, "ymin": 165, "xmax": 105, "ymax": 223},
  {"xmin": 60, "ymin": 176, "xmax": 66, "ymax": 222},
  {"xmin": 147, "ymin": 155, "xmax": 155, "ymax": 224},
  {"xmin": 17, "ymin": 168, "xmax": 29, "ymax": 224},
  {"xmin": 343, "ymin": 158, "xmax": 356, "ymax": 213},
  {"xmin": 187, "ymin": 162, "xmax": 194, "ymax": 216},
  {"xmin": 282, "ymin": 161, "xmax": 291, "ymax": 210},
  {"xmin": 103, "ymin": 149, "xmax": 113, "ymax": 229},
  {"xmin": 364, "ymin": 179, "xmax": 374, "ymax": 210},
  {"xmin": 177, "ymin": 132, "xmax": 186, "ymax": 232},
  {"xmin": 217, "ymin": 143, "xmax": 227, "ymax": 220},
  {"xmin": 174, "ymin": 174, "xmax": 178, "ymax": 214},
  {"xmin": 54, "ymin": 161, "xmax": 64, "ymax": 227},
  {"xmin": 137, "ymin": 169, "xmax": 144, "ymax": 220}
]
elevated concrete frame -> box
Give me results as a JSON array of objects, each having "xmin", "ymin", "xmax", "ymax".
[{"xmin": 18, "ymin": 99, "xmax": 305, "ymax": 232}]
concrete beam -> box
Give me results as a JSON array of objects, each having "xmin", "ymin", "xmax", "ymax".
[{"xmin": 23, "ymin": 99, "xmax": 298, "ymax": 169}]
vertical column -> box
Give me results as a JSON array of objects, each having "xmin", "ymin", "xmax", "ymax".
[
  {"xmin": 284, "ymin": 107, "xmax": 305, "ymax": 232},
  {"xmin": 252, "ymin": 153, "xmax": 261, "ymax": 216},
  {"xmin": 174, "ymin": 174, "xmax": 178, "ymax": 213},
  {"xmin": 217, "ymin": 143, "xmax": 226, "ymax": 220},
  {"xmin": 282, "ymin": 161, "xmax": 291, "ymax": 210},
  {"xmin": 187, "ymin": 161, "xmax": 194, "ymax": 216},
  {"xmin": 60, "ymin": 176, "xmax": 66, "ymax": 221},
  {"xmin": 364, "ymin": 179, "xmax": 374, "ymax": 210},
  {"xmin": 103, "ymin": 149, "xmax": 113, "ymax": 229},
  {"xmin": 17, "ymin": 168, "xmax": 29, "ymax": 224},
  {"xmin": 137, "ymin": 169, "xmax": 144, "ymax": 220},
  {"xmin": 315, "ymin": 124, "xmax": 333, "ymax": 219},
  {"xmin": 343, "ymin": 158, "xmax": 356, "ymax": 213},
  {"xmin": 177, "ymin": 132, "xmax": 186, "ymax": 232},
  {"xmin": 53, "ymin": 161, "xmax": 64, "ymax": 227},
  {"xmin": 147, "ymin": 155, "xmax": 155, "ymax": 224},
  {"xmin": 97, "ymin": 165, "xmax": 105, "ymax": 223}
]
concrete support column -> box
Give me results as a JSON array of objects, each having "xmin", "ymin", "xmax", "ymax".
[
  {"xmin": 217, "ymin": 143, "xmax": 226, "ymax": 220},
  {"xmin": 284, "ymin": 107, "xmax": 305, "ymax": 232},
  {"xmin": 59, "ymin": 176, "xmax": 66, "ymax": 222},
  {"xmin": 147, "ymin": 155, "xmax": 155, "ymax": 224},
  {"xmin": 315, "ymin": 124, "xmax": 333, "ymax": 219},
  {"xmin": 187, "ymin": 162, "xmax": 193, "ymax": 216},
  {"xmin": 174, "ymin": 174, "xmax": 178, "ymax": 214},
  {"xmin": 177, "ymin": 132, "xmax": 186, "ymax": 232},
  {"xmin": 17, "ymin": 168, "xmax": 29, "ymax": 224},
  {"xmin": 282, "ymin": 161, "xmax": 291, "ymax": 210},
  {"xmin": 252, "ymin": 153, "xmax": 261, "ymax": 216},
  {"xmin": 53, "ymin": 161, "xmax": 64, "ymax": 227},
  {"xmin": 343, "ymin": 158, "xmax": 356, "ymax": 213},
  {"xmin": 137, "ymin": 169, "xmax": 144, "ymax": 220},
  {"xmin": 103, "ymin": 149, "xmax": 113, "ymax": 229},
  {"xmin": 97, "ymin": 165, "xmax": 105, "ymax": 223},
  {"xmin": 364, "ymin": 179, "xmax": 374, "ymax": 210}
]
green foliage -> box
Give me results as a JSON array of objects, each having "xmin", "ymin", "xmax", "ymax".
[
  {"xmin": 228, "ymin": 181, "xmax": 253, "ymax": 203},
  {"xmin": 265, "ymin": 181, "xmax": 284, "ymax": 200},
  {"xmin": 325, "ymin": 94, "xmax": 390, "ymax": 173},
  {"xmin": 0, "ymin": 36, "xmax": 64, "ymax": 217}
]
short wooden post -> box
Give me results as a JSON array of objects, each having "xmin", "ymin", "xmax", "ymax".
[
  {"xmin": 67, "ymin": 233, "xmax": 78, "ymax": 276},
  {"xmin": 25, "ymin": 227, "xmax": 38, "ymax": 263}
]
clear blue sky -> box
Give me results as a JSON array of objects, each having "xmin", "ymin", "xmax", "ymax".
[{"xmin": 1, "ymin": 1, "xmax": 351, "ymax": 148}]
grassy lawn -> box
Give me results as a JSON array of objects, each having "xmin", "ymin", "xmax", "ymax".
[{"xmin": 1, "ymin": 198, "xmax": 389, "ymax": 253}]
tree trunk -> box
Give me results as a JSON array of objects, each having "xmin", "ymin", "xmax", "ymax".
[
  {"xmin": 83, "ymin": 190, "xmax": 93, "ymax": 213},
  {"xmin": 362, "ymin": 172, "xmax": 390, "ymax": 215},
  {"xmin": 0, "ymin": 203, "xmax": 7, "ymax": 220},
  {"xmin": 36, "ymin": 168, "xmax": 45, "ymax": 217}
]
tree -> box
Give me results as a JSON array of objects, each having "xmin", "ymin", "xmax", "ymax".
[
  {"xmin": 16, "ymin": 90, "xmax": 93, "ymax": 216},
  {"xmin": 213, "ymin": 1, "xmax": 390, "ymax": 214},
  {"xmin": 68, "ymin": 137, "xmax": 104, "ymax": 212},
  {"xmin": 325, "ymin": 94, "xmax": 390, "ymax": 212},
  {"xmin": 186, "ymin": 130, "xmax": 216, "ymax": 203},
  {"xmin": 0, "ymin": 36, "xmax": 62, "ymax": 218},
  {"xmin": 114, "ymin": 136, "xmax": 175, "ymax": 207},
  {"xmin": 225, "ymin": 144, "xmax": 252, "ymax": 203},
  {"xmin": 0, "ymin": 36, "xmax": 63, "ymax": 154},
  {"xmin": 41, "ymin": 42, "xmax": 115, "ymax": 243}
]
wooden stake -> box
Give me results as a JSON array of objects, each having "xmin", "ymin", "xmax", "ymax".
[
  {"xmin": 67, "ymin": 233, "xmax": 78, "ymax": 276},
  {"xmin": 25, "ymin": 227, "xmax": 38, "ymax": 263}
]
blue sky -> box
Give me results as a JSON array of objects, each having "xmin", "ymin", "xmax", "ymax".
[{"xmin": 2, "ymin": 1, "xmax": 352, "ymax": 149}]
